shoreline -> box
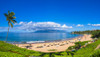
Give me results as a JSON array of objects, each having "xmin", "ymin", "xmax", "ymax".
[
  {"xmin": 14, "ymin": 34, "xmax": 93, "ymax": 52},
  {"xmin": 8, "ymin": 34, "xmax": 83, "ymax": 44}
]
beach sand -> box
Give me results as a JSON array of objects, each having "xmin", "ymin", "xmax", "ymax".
[{"xmin": 15, "ymin": 34, "xmax": 93, "ymax": 52}]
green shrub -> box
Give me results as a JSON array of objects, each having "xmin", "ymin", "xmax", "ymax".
[
  {"xmin": 0, "ymin": 41, "xmax": 42, "ymax": 57},
  {"xmin": 67, "ymin": 41, "xmax": 88, "ymax": 50},
  {"xmin": 90, "ymin": 49, "xmax": 100, "ymax": 57},
  {"xmin": 48, "ymin": 49, "xmax": 57, "ymax": 51},
  {"xmin": 91, "ymin": 30, "xmax": 100, "ymax": 38},
  {"xmin": 74, "ymin": 39, "xmax": 100, "ymax": 57},
  {"xmin": 0, "ymin": 51, "xmax": 24, "ymax": 57}
]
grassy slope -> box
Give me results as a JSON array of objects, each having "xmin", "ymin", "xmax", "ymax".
[
  {"xmin": 0, "ymin": 41, "xmax": 42, "ymax": 57},
  {"xmin": 55, "ymin": 39, "xmax": 100, "ymax": 57},
  {"xmin": 0, "ymin": 39, "xmax": 100, "ymax": 57},
  {"xmin": 74, "ymin": 39, "xmax": 100, "ymax": 57}
]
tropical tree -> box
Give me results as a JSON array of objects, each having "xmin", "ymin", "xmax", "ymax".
[
  {"xmin": 4, "ymin": 11, "xmax": 17, "ymax": 42},
  {"xmin": 91, "ymin": 30, "xmax": 100, "ymax": 38}
]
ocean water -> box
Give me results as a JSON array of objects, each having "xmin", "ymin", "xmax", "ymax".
[{"xmin": 0, "ymin": 32, "xmax": 81, "ymax": 42}]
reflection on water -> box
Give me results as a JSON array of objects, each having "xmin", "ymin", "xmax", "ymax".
[{"xmin": 0, "ymin": 32, "xmax": 81, "ymax": 42}]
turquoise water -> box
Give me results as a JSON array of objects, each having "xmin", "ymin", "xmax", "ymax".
[{"xmin": 0, "ymin": 32, "xmax": 81, "ymax": 42}]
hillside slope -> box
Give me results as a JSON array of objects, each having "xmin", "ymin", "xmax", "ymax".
[
  {"xmin": 0, "ymin": 41, "xmax": 42, "ymax": 57},
  {"xmin": 0, "ymin": 39, "xmax": 100, "ymax": 57},
  {"xmin": 55, "ymin": 39, "xmax": 100, "ymax": 57}
]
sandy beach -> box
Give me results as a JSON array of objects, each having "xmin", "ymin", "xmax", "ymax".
[{"xmin": 15, "ymin": 34, "xmax": 93, "ymax": 52}]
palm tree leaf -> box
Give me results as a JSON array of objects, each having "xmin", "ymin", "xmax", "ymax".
[
  {"xmin": 11, "ymin": 20, "xmax": 15, "ymax": 24},
  {"xmin": 10, "ymin": 12, "xmax": 15, "ymax": 16},
  {"xmin": 9, "ymin": 16, "xmax": 16, "ymax": 19},
  {"xmin": 4, "ymin": 13, "xmax": 8, "ymax": 17},
  {"xmin": 7, "ymin": 17, "xmax": 10, "ymax": 21},
  {"xmin": 12, "ymin": 20, "xmax": 17, "ymax": 23},
  {"xmin": 13, "ymin": 17, "xmax": 16, "ymax": 19},
  {"xmin": 9, "ymin": 17, "xmax": 14, "ymax": 19}
]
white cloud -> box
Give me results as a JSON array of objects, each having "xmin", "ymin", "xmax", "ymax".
[
  {"xmin": 87, "ymin": 23, "xmax": 91, "ymax": 25},
  {"xmin": 62, "ymin": 24, "xmax": 72, "ymax": 28},
  {"xmin": 19, "ymin": 21, "xmax": 25, "ymax": 25},
  {"xmin": 76, "ymin": 24, "xmax": 84, "ymax": 27},
  {"xmin": 87, "ymin": 24, "xmax": 100, "ymax": 26},
  {"xmin": 14, "ymin": 21, "xmax": 27, "ymax": 25},
  {"xmin": 92, "ymin": 24, "xmax": 100, "ymax": 26},
  {"xmin": 15, "ymin": 21, "xmax": 73, "ymax": 32}
]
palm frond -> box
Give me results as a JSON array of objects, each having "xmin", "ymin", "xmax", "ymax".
[
  {"xmin": 11, "ymin": 20, "xmax": 15, "ymax": 24},
  {"xmin": 4, "ymin": 13, "xmax": 8, "ymax": 17},
  {"xmin": 6, "ymin": 17, "xmax": 10, "ymax": 21},
  {"xmin": 11, "ymin": 23, "xmax": 13, "ymax": 28},
  {"xmin": 12, "ymin": 20, "xmax": 17, "ymax": 23},
  {"xmin": 9, "ymin": 16, "xmax": 16, "ymax": 19},
  {"xmin": 9, "ymin": 17, "xmax": 14, "ymax": 19},
  {"xmin": 10, "ymin": 12, "xmax": 15, "ymax": 16},
  {"xmin": 13, "ymin": 17, "xmax": 16, "ymax": 19},
  {"xmin": 11, "ymin": 20, "xmax": 17, "ymax": 24}
]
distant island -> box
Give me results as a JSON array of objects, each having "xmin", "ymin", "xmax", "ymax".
[{"xmin": 34, "ymin": 30, "xmax": 67, "ymax": 33}]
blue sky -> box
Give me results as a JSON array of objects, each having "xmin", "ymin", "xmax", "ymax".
[{"xmin": 0, "ymin": 0, "xmax": 100, "ymax": 32}]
